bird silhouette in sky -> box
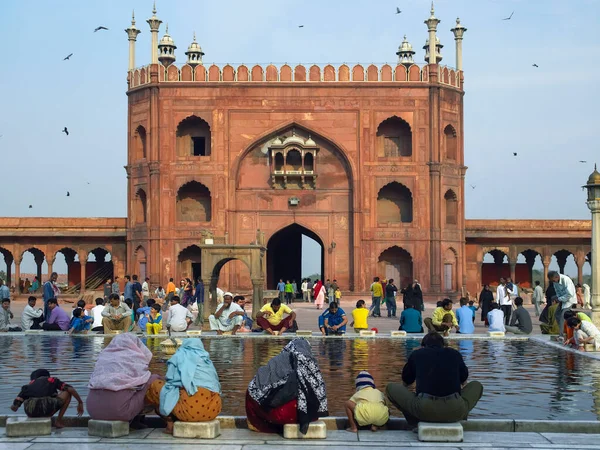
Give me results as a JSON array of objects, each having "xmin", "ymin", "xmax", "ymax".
[
  {"xmin": 513, "ymin": 152, "xmax": 518, "ymax": 156},
  {"xmin": 502, "ymin": 11, "xmax": 514, "ymax": 20},
  {"xmin": 396, "ymin": 7, "xmax": 401, "ymax": 14},
  {"xmin": 28, "ymin": 205, "xmax": 32, "ymax": 209},
  {"xmin": 579, "ymin": 161, "xmax": 587, "ymax": 163},
  {"xmin": 470, "ymin": 185, "xmax": 476, "ymax": 190},
  {"xmin": 94, "ymin": 26, "xmax": 108, "ymax": 32},
  {"xmin": 298, "ymin": 25, "xmax": 304, "ymax": 28},
  {"xmin": 66, "ymin": 192, "xmax": 70, "ymax": 197},
  {"xmin": 63, "ymin": 53, "xmax": 73, "ymax": 61},
  {"xmin": 532, "ymin": 64, "xmax": 539, "ymax": 68},
  {"xmin": 62, "ymin": 127, "xmax": 69, "ymax": 136}
]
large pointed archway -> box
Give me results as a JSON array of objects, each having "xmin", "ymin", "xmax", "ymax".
[{"xmin": 266, "ymin": 224, "xmax": 324, "ymax": 288}]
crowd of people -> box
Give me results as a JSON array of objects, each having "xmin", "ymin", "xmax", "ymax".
[{"xmin": 12, "ymin": 333, "xmax": 483, "ymax": 435}]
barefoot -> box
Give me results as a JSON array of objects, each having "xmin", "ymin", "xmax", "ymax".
[
  {"xmin": 54, "ymin": 421, "xmax": 65, "ymax": 429},
  {"xmin": 371, "ymin": 425, "xmax": 378, "ymax": 432},
  {"xmin": 345, "ymin": 427, "xmax": 358, "ymax": 433},
  {"xmin": 163, "ymin": 421, "xmax": 174, "ymax": 434}
]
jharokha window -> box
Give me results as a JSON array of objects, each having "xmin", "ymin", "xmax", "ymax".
[
  {"xmin": 268, "ymin": 131, "xmax": 319, "ymax": 189},
  {"xmin": 376, "ymin": 116, "xmax": 413, "ymax": 158}
]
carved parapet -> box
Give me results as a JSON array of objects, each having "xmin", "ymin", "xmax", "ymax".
[{"xmin": 127, "ymin": 63, "xmax": 462, "ymax": 90}]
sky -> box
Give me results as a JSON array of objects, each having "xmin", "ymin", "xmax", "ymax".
[{"xmin": 1, "ymin": 0, "xmax": 598, "ymax": 275}]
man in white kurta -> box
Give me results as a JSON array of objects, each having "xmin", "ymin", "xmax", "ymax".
[
  {"xmin": 496, "ymin": 278, "xmax": 511, "ymax": 326},
  {"xmin": 208, "ymin": 292, "xmax": 244, "ymax": 335},
  {"xmin": 532, "ymin": 281, "xmax": 545, "ymax": 316}
]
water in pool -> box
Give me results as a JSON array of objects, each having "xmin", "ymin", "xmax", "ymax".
[{"xmin": 1, "ymin": 336, "xmax": 598, "ymax": 420}]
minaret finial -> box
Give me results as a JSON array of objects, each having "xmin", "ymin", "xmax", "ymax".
[
  {"xmin": 431, "ymin": 1, "xmax": 435, "ymax": 15},
  {"xmin": 153, "ymin": 1, "xmax": 157, "ymax": 15},
  {"xmin": 165, "ymin": 23, "xmax": 169, "ymax": 33},
  {"xmin": 193, "ymin": 31, "xmax": 196, "ymax": 41},
  {"xmin": 131, "ymin": 10, "xmax": 135, "ymax": 24}
]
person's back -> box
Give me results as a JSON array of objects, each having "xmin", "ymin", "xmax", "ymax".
[
  {"xmin": 400, "ymin": 307, "xmax": 422, "ymax": 333},
  {"xmin": 487, "ymin": 308, "xmax": 505, "ymax": 332},
  {"xmin": 352, "ymin": 301, "xmax": 369, "ymax": 332},
  {"xmin": 91, "ymin": 304, "xmax": 105, "ymax": 328},
  {"xmin": 404, "ymin": 346, "xmax": 467, "ymax": 396},
  {"xmin": 506, "ymin": 299, "xmax": 533, "ymax": 335},
  {"xmin": 456, "ymin": 305, "xmax": 475, "ymax": 334}
]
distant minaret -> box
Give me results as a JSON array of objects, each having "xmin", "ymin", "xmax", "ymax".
[
  {"xmin": 423, "ymin": 36, "xmax": 443, "ymax": 64},
  {"xmin": 185, "ymin": 33, "xmax": 205, "ymax": 67},
  {"xmin": 450, "ymin": 18, "xmax": 467, "ymax": 71},
  {"xmin": 146, "ymin": 2, "xmax": 162, "ymax": 64},
  {"xmin": 396, "ymin": 35, "xmax": 415, "ymax": 67},
  {"xmin": 424, "ymin": 2, "xmax": 441, "ymax": 64},
  {"xmin": 158, "ymin": 25, "xmax": 177, "ymax": 67},
  {"xmin": 125, "ymin": 11, "xmax": 141, "ymax": 71}
]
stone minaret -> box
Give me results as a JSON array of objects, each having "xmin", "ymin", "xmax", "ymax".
[
  {"xmin": 396, "ymin": 35, "xmax": 415, "ymax": 67},
  {"xmin": 450, "ymin": 18, "xmax": 467, "ymax": 71},
  {"xmin": 125, "ymin": 11, "xmax": 141, "ymax": 71},
  {"xmin": 146, "ymin": 2, "xmax": 162, "ymax": 64},
  {"xmin": 424, "ymin": 2, "xmax": 440, "ymax": 64},
  {"xmin": 185, "ymin": 33, "xmax": 205, "ymax": 67},
  {"xmin": 158, "ymin": 25, "xmax": 177, "ymax": 67}
]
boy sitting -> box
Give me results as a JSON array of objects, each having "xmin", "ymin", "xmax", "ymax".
[
  {"xmin": 345, "ymin": 371, "xmax": 389, "ymax": 433},
  {"xmin": 68, "ymin": 308, "xmax": 93, "ymax": 334},
  {"xmin": 146, "ymin": 303, "xmax": 163, "ymax": 334},
  {"xmin": 11, "ymin": 369, "xmax": 84, "ymax": 428}
]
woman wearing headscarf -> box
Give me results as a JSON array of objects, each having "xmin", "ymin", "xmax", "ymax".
[
  {"xmin": 86, "ymin": 334, "xmax": 161, "ymax": 426},
  {"xmin": 313, "ymin": 280, "xmax": 325, "ymax": 310},
  {"xmin": 145, "ymin": 339, "xmax": 221, "ymax": 434},
  {"xmin": 246, "ymin": 338, "xmax": 328, "ymax": 435},
  {"xmin": 479, "ymin": 284, "xmax": 494, "ymax": 324}
]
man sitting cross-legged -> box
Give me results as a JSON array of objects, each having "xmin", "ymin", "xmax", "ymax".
[
  {"xmin": 256, "ymin": 298, "xmax": 296, "ymax": 335},
  {"xmin": 101, "ymin": 294, "xmax": 132, "ymax": 333},
  {"xmin": 208, "ymin": 292, "xmax": 244, "ymax": 335}
]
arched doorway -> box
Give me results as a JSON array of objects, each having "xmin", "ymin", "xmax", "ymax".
[
  {"xmin": 178, "ymin": 245, "xmax": 202, "ymax": 282},
  {"xmin": 378, "ymin": 246, "xmax": 413, "ymax": 289},
  {"xmin": 266, "ymin": 224, "xmax": 324, "ymax": 289}
]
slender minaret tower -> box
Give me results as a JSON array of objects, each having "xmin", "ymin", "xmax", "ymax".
[
  {"xmin": 158, "ymin": 24, "xmax": 177, "ymax": 67},
  {"xmin": 185, "ymin": 33, "xmax": 205, "ymax": 67},
  {"xmin": 125, "ymin": 11, "xmax": 141, "ymax": 71},
  {"xmin": 396, "ymin": 35, "xmax": 416, "ymax": 67},
  {"xmin": 450, "ymin": 18, "xmax": 467, "ymax": 71},
  {"xmin": 146, "ymin": 2, "xmax": 162, "ymax": 64},
  {"xmin": 424, "ymin": 2, "xmax": 440, "ymax": 65}
]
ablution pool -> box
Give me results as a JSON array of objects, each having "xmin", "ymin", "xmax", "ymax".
[{"xmin": 1, "ymin": 335, "xmax": 598, "ymax": 420}]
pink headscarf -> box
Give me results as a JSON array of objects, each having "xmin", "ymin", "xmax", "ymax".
[{"xmin": 88, "ymin": 333, "xmax": 153, "ymax": 391}]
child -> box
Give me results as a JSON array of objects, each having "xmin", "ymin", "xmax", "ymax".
[
  {"xmin": 68, "ymin": 308, "xmax": 93, "ymax": 334},
  {"xmin": 146, "ymin": 303, "xmax": 163, "ymax": 334},
  {"xmin": 11, "ymin": 369, "xmax": 84, "ymax": 428},
  {"xmin": 468, "ymin": 300, "xmax": 478, "ymax": 322},
  {"xmin": 345, "ymin": 371, "xmax": 389, "ymax": 433},
  {"xmin": 350, "ymin": 299, "xmax": 369, "ymax": 333},
  {"xmin": 72, "ymin": 299, "xmax": 89, "ymax": 318},
  {"xmin": 566, "ymin": 317, "xmax": 600, "ymax": 351},
  {"xmin": 137, "ymin": 298, "xmax": 156, "ymax": 331},
  {"xmin": 335, "ymin": 287, "xmax": 342, "ymax": 304}
]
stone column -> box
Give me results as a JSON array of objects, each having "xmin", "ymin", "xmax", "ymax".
[
  {"xmin": 524, "ymin": 253, "xmax": 536, "ymax": 286},
  {"xmin": 80, "ymin": 259, "xmax": 87, "ymax": 294},
  {"xmin": 542, "ymin": 256, "xmax": 550, "ymax": 290},
  {"xmin": 5, "ymin": 256, "xmax": 12, "ymax": 286},
  {"xmin": 576, "ymin": 258, "xmax": 584, "ymax": 285},
  {"xmin": 587, "ymin": 199, "xmax": 600, "ymax": 327},
  {"xmin": 251, "ymin": 280, "xmax": 264, "ymax": 320},
  {"xmin": 125, "ymin": 11, "xmax": 141, "ymax": 71},
  {"xmin": 146, "ymin": 4, "xmax": 162, "ymax": 65},
  {"xmin": 556, "ymin": 254, "xmax": 567, "ymax": 275},
  {"xmin": 47, "ymin": 258, "xmax": 54, "ymax": 282},
  {"xmin": 14, "ymin": 259, "xmax": 21, "ymax": 294},
  {"xmin": 202, "ymin": 278, "xmax": 211, "ymax": 320},
  {"xmin": 509, "ymin": 263, "xmax": 516, "ymax": 283},
  {"xmin": 34, "ymin": 254, "xmax": 44, "ymax": 286}
]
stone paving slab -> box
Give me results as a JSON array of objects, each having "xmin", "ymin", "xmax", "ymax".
[{"xmin": 541, "ymin": 432, "xmax": 600, "ymax": 445}]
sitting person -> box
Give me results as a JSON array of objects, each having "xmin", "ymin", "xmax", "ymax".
[
  {"xmin": 540, "ymin": 297, "xmax": 560, "ymax": 334},
  {"xmin": 72, "ymin": 299, "xmax": 89, "ymax": 318},
  {"xmin": 456, "ymin": 298, "xmax": 475, "ymax": 334},
  {"xmin": 208, "ymin": 292, "xmax": 244, "ymax": 335},
  {"xmin": 350, "ymin": 300, "xmax": 369, "ymax": 333},
  {"xmin": 22, "ymin": 296, "xmax": 44, "ymax": 330},
  {"xmin": 487, "ymin": 302, "xmax": 505, "ymax": 332},
  {"xmin": 345, "ymin": 371, "xmax": 389, "ymax": 433},
  {"xmin": 0, "ymin": 299, "xmax": 21, "ymax": 332},
  {"xmin": 43, "ymin": 298, "xmax": 70, "ymax": 331},
  {"xmin": 123, "ymin": 299, "xmax": 136, "ymax": 331},
  {"xmin": 137, "ymin": 298, "xmax": 156, "ymax": 331},
  {"xmin": 399, "ymin": 303, "xmax": 423, "ymax": 333},
  {"xmin": 424, "ymin": 299, "xmax": 459, "ymax": 336},
  {"xmin": 11, "ymin": 369, "xmax": 84, "ymax": 429},
  {"xmin": 146, "ymin": 304, "xmax": 163, "ymax": 334},
  {"xmin": 319, "ymin": 302, "xmax": 347, "ymax": 336},
  {"xmin": 101, "ymin": 294, "xmax": 132, "ymax": 332},
  {"xmin": 256, "ymin": 298, "xmax": 296, "ymax": 335},
  {"xmin": 246, "ymin": 338, "xmax": 328, "ymax": 434},
  {"xmin": 468, "ymin": 301, "xmax": 478, "ymax": 321},
  {"xmin": 68, "ymin": 308, "xmax": 93, "ymax": 334},
  {"xmin": 386, "ymin": 332, "xmax": 483, "ymax": 425},
  {"xmin": 168, "ymin": 296, "xmax": 193, "ymax": 332},
  {"xmin": 90, "ymin": 298, "xmax": 105, "ymax": 332},
  {"xmin": 566, "ymin": 317, "xmax": 600, "ymax": 351},
  {"xmin": 87, "ymin": 334, "xmax": 161, "ymax": 427},
  {"xmin": 146, "ymin": 339, "xmax": 222, "ymax": 434},
  {"xmin": 505, "ymin": 297, "xmax": 533, "ymax": 335},
  {"xmin": 234, "ymin": 295, "xmax": 253, "ymax": 331}
]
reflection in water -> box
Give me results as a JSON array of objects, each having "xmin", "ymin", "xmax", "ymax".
[{"xmin": 0, "ymin": 336, "xmax": 598, "ymax": 420}]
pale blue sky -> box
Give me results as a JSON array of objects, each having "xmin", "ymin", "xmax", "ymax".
[{"xmin": 0, "ymin": 0, "xmax": 598, "ymax": 275}]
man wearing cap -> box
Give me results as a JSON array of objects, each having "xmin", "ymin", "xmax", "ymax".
[
  {"xmin": 386, "ymin": 331, "xmax": 483, "ymax": 425},
  {"xmin": 208, "ymin": 292, "xmax": 244, "ymax": 335}
]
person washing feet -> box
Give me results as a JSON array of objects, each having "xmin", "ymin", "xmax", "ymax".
[{"xmin": 345, "ymin": 371, "xmax": 389, "ymax": 433}]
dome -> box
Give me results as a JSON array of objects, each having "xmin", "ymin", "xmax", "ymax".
[
  {"xmin": 587, "ymin": 165, "xmax": 600, "ymax": 185},
  {"xmin": 187, "ymin": 33, "xmax": 204, "ymax": 54},
  {"xmin": 159, "ymin": 25, "xmax": 176, "ymax": 47},
  {"xmin": 271, "ymin": 136, "xmax": 283, "ymax": 146},
  {"xmin": 305, "ymin": 135, "xmax": 316, "ymax": 146},
  {"xmin": 282, "ymin": 134, "xmax": 305, "ymax": 146},
  {"xmin": 398, "ymin": 35, "xmax": 414, "ymax": 54}
]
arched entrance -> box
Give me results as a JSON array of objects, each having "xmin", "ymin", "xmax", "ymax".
[
  {"xmin": 178, "ymin": 245, "xmax": 202, "ymax": 282},
  {"xmin": 266, "ymin": 224, "xmax": 324, "ymax": 288}
]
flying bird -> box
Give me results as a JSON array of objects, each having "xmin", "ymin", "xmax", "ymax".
[
  {"xmin": 63, "ymin": 53, "xmax": 73, "ymax": 61},
  {"xmin": 513, "ymin": 152, "xmax": 518, "ymax": 156},
  {"xmin": 579, "ymin": 161, "xmax": 587, "ymax": 163},
  {"xmin": 396, "ymin": 7, "xmax": 401, "ymax": 14},
  {"xmin": 66, "ymin": 192, "xmax": 70, "ymax": 197},
  {"xmin": 62, "ymin": 127, "xmax": 69, "ymax": 136},
  {"xmin": 28, "ymin": 205, "xmax": 32, "ymax": 209},
  {"xmin": 502, "ymin": 11, "xmax": 514, "ymax": 20},
  {"xmin": 470, "ymin": 184, "xmax": 476, "ymax": 190},
  {"xmin": 94, "ymin": 26, "xmax": 109, "ymax": 32},
  {"xmin": 532, "ymin": 64, "xmax": 539, "ymax": 68},
  {"xmin": 298, "ymin": 25, "xmax": 304, "ymax": 28}
]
